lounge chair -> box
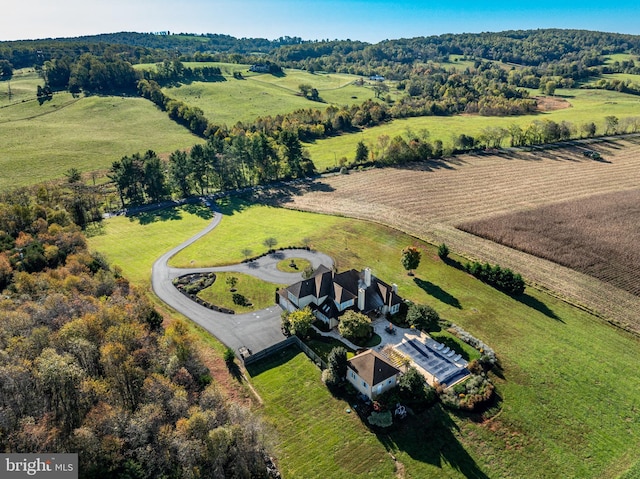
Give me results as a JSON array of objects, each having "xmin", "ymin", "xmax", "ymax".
[
  {"xmin": 447, "ymin": 350, "xmax": 455, "ymax": 358},
  {"xmin": 452, "ymin": 354, "xmax": 462, "ymax": 362},
  {"xmin": 442, "ymin": 347, "xmax": 450, "ymax": 354}
]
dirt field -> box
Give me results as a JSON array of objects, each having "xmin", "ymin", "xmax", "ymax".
[
  {"xmin": 458, "ymin": 189, "xmax": 640, "ymax": 297},
  {"xmin": 256, "ymin": 135, "xmax": 640, "ymax": 333}
]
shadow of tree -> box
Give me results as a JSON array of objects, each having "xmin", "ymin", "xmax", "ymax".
[
  {"xmin": 518, "ymin": 293, "xmax": 563, "ymax": 322},
  {"xmin": 413, "ymin": 277, "xmax": 462, "ymax": 309},
  {"xmin": 378, "ymin": 404, "xmax": 490, "ymax": 479},
  {"xmin": 182, "ymin": 203, "xmax": 215, "ymax": 220},
  {"xmin": 226, "ymin": 360, "xmax": 244, "ymax": 382},
  {"xmin": 250, "ymin": 180, "xmax": 336, "ymax": 206},
  {"xmin": 133, "ymin": 208, "xmax": 183, "ymax": 225}
]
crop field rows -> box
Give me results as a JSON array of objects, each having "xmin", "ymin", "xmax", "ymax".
[
  {"xmin": 459, "ymin": 188, "xmax": 640, "ymax": 297},
  {"xmin": 268, "ymin": 136, "xmax": 640, "ymax": 333}
]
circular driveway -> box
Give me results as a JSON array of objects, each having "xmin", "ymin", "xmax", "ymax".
[{"xmin": 151, "ymin": 206, "xmax": 334, "ymax": 354}]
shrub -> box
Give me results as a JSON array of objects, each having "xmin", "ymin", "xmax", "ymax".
[
  {"xmin": 439, "ymin": 374, "xmax": 495, "ymax": 411},
  {"xmin": 398, "ymin": 366, "xmax": 435, "ymax": 405},
  {"xmin": 321, "ymin": 368, "xmax": 341, "ymax": 390},
  {"xmin": 406, "ymin": 304, "xmax": 440, "ymax": 331},
  {"xmin": 327, "ymin": 347, "xmax": 348, "ymax": 380},
  {"xmin": 232, "ymin": 293, "xmax": 249, "ymax": 306},
  {"xmin": 464, "ymin": 260, "xmax": 525, "ymax": 295},
  {"xmin": 288, "ymin": 307, "xmax": 314, "ymax": 337},
  {"xmin": 302, "ymin": 265, "xmax": 315, "ymax": 279},
  {"xmin": 367, "ymin": 411, "xmax": 393, "ymax": 428},
  {"xmin": 223, "ymin": 347, "xmax": 235, "ymax": 363},
  {"xmin": 437, "ymin": 243, "xmax": 450, "ymax": 260},
  {"xmin": 338, "ymin": 311, "xmax": 372, "ymax": 343}
]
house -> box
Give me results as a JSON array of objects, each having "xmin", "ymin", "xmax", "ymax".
[
  {"xmin": 277, "ymin": 266, "xmax": 403, "ymax": 328},
  {"xmin": 346, "ymin": 349, "xmax": 401, "ymax": 400},
  {"xmin": 369, "ymin": 75, "xmax": 385, "ymax": 81}
]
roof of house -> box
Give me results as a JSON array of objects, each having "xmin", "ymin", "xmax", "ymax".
[
  {"xmin": 348, "ymin": 349, "xmax": 401, "ymax": 387},
  {"xmin": 280, "ymin": 266, "xmax": 402, "ymax": 317}
]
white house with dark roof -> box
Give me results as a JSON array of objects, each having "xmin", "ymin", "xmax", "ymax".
[
  {"xmin": 277, "ymin": 266, "xmax": 403, "ymax": 328},
  {"xmin": 346, "ymin": 349, "xmax": 401, "ymax": 400}
]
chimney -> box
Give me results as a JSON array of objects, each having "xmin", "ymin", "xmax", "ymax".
[
  {"xmin": 392, "ymin": 283, "xmax": 398, "ymax": 294},
  {"xmin": 358, "ymin": 288, "xmax": 366, "ymax": 311},
  {"xmin": 364, "ymin": 267, "xmax": 372, "ymax": 287}
]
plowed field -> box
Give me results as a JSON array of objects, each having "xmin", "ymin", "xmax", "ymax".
[{"xmin": 256, "ymin": 135, "xmax": 640, "ymax": 333}]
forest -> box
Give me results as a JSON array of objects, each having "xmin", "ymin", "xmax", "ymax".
[{"xmin": 0, "ymin": 186, "xmax": 271, "ymax": 478}]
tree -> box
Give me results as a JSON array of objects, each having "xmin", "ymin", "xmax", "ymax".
[
  {"xmin": 240, "ymin": 248, "xmax": 252, "ymax": 260},
  {"xmin": 298, "ymin": 84, "xmax": 312, "ymax": 98},
  {"xmin": 437, "ymin": 243, "xmax": 449, "ymax": 260},
  {"xmin": 327, "ymin": 346, "xmax": 348, "ymax": 380},
  {"xmin": 287, "ymin": 307, "xmax": 314, "ymax": 337},
  {"xmin": 338, "ymin": 310, "xmax": 372, "ymax": 343},
  {"xmin": 542, "ymin": 80, "xmax": 556, "ymax": 96},
  {"xmin": 605, "ymin": 115, "xmax": 619, "ymax": 135},
  {"xmin": 225, "ymin": 276, "xmax": 238, "ymax": 291},
  {"xmin": 355, "ymin": 140, "xmax": 369, "ymax": 163},
  {"xmin": 263, "ymin": 237, "xmax": 277, "ymax": 250},
  {"xmin": 0, "ymin": 60, "xmax": 13, "ymax": 80},
  {"xmin": 398, "ymin": 366, "xmax": 433, "ymax": 404},
  {"xmin": 406, "ymin": 304, "xmax": 440, "ymax": 331},
  {"xmin": 372, "ymin": 82, "xmax": 389, "ymax": 99},
  {"xmin": 581, "ymin": 121, "xmax": 597, "ymax": 138},
  {"xmin": 401, "ymin": 246, "xmax": 421, "ymax": 276},
  {"xmin": 64, "ymin": 168, "xmax": 82, "ymax": 184}
]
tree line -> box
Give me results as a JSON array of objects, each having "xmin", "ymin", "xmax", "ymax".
[{"xmin": 110, "ymin": 131, "xmax": 315, "ymax": 207}]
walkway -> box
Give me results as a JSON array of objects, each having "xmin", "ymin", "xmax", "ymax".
[{"xmin": 151, "ymin": 204, "xmax": 334, "ymax": 355}]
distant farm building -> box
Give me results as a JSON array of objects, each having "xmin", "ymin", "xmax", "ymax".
[{"xmin": 249, "ymin": 64, "xmax": 271, "ymax": 73}]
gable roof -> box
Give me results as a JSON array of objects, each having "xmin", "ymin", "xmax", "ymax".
[
  {"xmin": 347, "ymin": 349, "xmax": 401, "ymax": 386},
  {"xmin": 281, "ymin": 266, "xmax": 403, "ymax": 318}
]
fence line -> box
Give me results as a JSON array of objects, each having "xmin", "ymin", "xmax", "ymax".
[{"xmin": 242, "ymin": 336, "xmax": 327, "ymax": 370}]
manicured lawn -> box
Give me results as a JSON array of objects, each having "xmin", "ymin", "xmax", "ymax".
[
  {"xmin": 197, "ymin": 271, "xmax": 285, "ymax": 313},
  {"xmin": 277, "ymin": 257, "xmax": 311, "ymax": 273},
  {"xmin": 247, "ymin": 346, "xmax": 396, "ymax": 479},
  {"xmin": 306, "ymin": 337, "xmax": 355, "ymax": 362},
  {"xmin": 169, "ymin": 199, "xmax": 346, "ymax": 268},
  {"xmin": 429, "ymin": 330, "xmax": 481, "ymax": 362},
  {"xmin": 305, "ymin": 88, "xmax": 640, "ymax": 171},
  {"xmin": 175, "ymin": 200, "xmax": 640, "ymax": 478},
  {"xmin": 86, "ymin": 204, "xmax": 213, "ymax": 287}
]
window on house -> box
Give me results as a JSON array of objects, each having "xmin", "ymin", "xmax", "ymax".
[{"xmin": 362, "ymin": 381, "xmax": 367, "ymax": 388}]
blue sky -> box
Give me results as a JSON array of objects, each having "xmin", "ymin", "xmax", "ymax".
[{"xmin": 2, "ymin": 0, "xmax": 640, "ymax": 42}]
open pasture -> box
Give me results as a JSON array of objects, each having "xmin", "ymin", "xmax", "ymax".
[
  {"xmin": 0, "ymin": 92, "xmax": 202, "ymax": 190},
  {"xmin": 265, "ymin": 136, "xmax": 640, "ymax": 333},
  {"xmin": 458, "ymin": 189, "xmax": 640, "ymax": 297},
  {"xmin": 0, "ymin": 68, "xmax": 43, "ymax": 106},
  {"xmin": 163, "ymin": 68, "xmax": 379, "ymax": 125},
  {"xmin": 305, "ymin": 88, "xmax": 640, "ymax": 170}
]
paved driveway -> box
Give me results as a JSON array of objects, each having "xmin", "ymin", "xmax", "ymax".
[{"xmin": 151, "ymin": 206, "xmax": 334, "ymax": 354}]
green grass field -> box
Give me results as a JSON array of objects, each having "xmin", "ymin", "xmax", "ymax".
[
  {"xmin": 247, "ymin": 346, "xmax": 397, "ymax": 479},
  {"xmin": 162, "ymin": 67, "xmax": 382, "ymax": 125},
  {"xmin": 142, "ymin": 199, "xmax": 640, "ymax": 478},
  {"xmin": 305, "ymin": 88, "xmax": 640, "ymax": 170},
  {"xmin": 197, "ymin": 271, "xmax": 284, "ymax": 313},
  {"xmin": 0, "ymin": 88, "xmax": 203, "ymax": 190},
  {"xmin": 86, "ymin": 204, "xmax": 213, "ymax": 287}
]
